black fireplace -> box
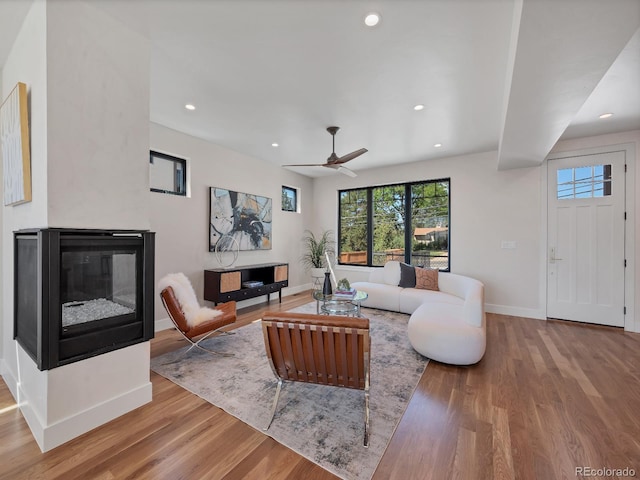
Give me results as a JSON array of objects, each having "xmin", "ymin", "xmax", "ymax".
[{"xmin": 14, "ymin": 228, "xmax": 155, "ymax": 370}]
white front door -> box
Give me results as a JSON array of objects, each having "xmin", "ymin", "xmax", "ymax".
[{"xmin": 547, "ymin": 151, "xmax": 626, "ymax": 327}]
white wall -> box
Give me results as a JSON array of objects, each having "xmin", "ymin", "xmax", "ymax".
[
  {"xmin": 46, "ymin": 1, "xmax": 150, "ymax": 229},
  {"xmin": 1, "ymin": 0, "xmax": 48, "ymax": 393},
  {"xmin": 313, "ymin": 150, "xmax": 545, "ymax": 319},
  {"xmin": 150, "ymin": 123, "xmax": 315, "ymax": 328},
  {"xmin": 314, "ymin": 131, "xmax": 638, "ymax": 330},
  {"xmin": 1, "ymin": 0, "xmax": 153, "ymax": 452},
  {"xmin": 0, "ymin": 69, "xmax": 3, "ymax": 363}
]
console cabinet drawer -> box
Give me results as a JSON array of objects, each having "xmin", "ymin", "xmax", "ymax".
[
  {"xmin": 275, "ymin": 265, "xmax": 288, "ymax": 282},
  {"xmin": 219, "ymin": 271, "xmax": 241, "ymax": 293}
]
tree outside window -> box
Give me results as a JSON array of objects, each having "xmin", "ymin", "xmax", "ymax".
[
  {"xmin": 339, "ymin": 189, "xmax": 368, "ymax": 265},
  {"xmin": 338, "ymin": 179, "xmax": 450, "ymax": 269}
]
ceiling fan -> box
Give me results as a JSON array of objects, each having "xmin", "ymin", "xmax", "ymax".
[{"xmin": 283, "ymin": 126, "xmax": 367, "ymax": 177}]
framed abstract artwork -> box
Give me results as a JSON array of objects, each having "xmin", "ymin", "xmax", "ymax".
[
  {"xmin": 1, "ymin": 82, "xmax": 32, "ymax": 206},
  {"xmin": 210, "ymin": 187, "xmax": 272, "ymax": 251}
]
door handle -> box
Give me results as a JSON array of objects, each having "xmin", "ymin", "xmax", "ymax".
[{"xmin": 550, "ymin": 247, "xmax": 563, "ymax": 263}]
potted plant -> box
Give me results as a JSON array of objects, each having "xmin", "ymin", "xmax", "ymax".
[{"xmin": 301, "ymin": 230, "xmax": 336, "ymax": 280}]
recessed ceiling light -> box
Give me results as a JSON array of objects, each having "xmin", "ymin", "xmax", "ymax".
[
  {"xmin": 599, "ymin": 112, "xmax": 613, "ymax": 119},
  {"xmin": 185, "ymin": 104, "xmax": 196, "ymax": 111},
  {"xmin": 272, "ymin": 143, "xmax": 279, "ymax": 147},
  {"xmin": 413, "ymin": 104, "xmax": 425, "ymax": 111},
  {"xmin": 364, "ymin": 12, "xmax": 380, "ymax": 27},
  {"xmin": 434, "ymin": 143, "xmax": 442, "ymax": 148}
]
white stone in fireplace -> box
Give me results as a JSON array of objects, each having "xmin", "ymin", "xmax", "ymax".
[{"xmin": 62, "ymin": 299, "xmax": 134, "ymax": 327}]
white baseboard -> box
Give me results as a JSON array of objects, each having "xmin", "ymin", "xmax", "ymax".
[
  {"xmin": 155, "ymin": 317, "xmax": 174, "ymax": 332},
  {"xmin": 485, "ymin": 303, "xmax": 546, "ymax": 320},
  {"xmin": 284, "ymin": 284, "xmax": 312, "ymax": 296},
  {"xmin": 625, "ymin": 324, "xmax": 640, "ymax": 334},
  {"xmin": 0, "ymin": 362, "xmax": 19, "ymax": 401},
  {"xmin": 22, "ymin": 381, "xmax": 152, "ymax": 452}
]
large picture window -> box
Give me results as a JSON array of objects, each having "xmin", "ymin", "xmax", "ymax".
[{"xmin": 338, "ymin": 179, "xmax": 450, "ymax": 269}]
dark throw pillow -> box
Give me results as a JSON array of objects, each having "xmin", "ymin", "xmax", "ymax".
[{"xmin": 398, "ymin": 262, "xmax": 416, "ymax": 288}]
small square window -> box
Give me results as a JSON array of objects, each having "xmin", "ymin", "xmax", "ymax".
[
  {"xmin": 150, "ymin": 150, "xmax": 187, "ymax": 196},
  {"xmin": 282, "ymin": 186, "xmax": 297, "ymax": 212}
]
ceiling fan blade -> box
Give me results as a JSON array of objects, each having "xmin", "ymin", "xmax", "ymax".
[
  {"xmin": 337, "ymin": 166, "xmax": 358, "ymax": 177},
  {"xmin": 325, "ymin": 164, "xmax": 357, "ymax": 177},
  {"xmin": 282, "ymin": 163, "xmax": 327, "ymax": 167},
  {"xmin": 284, "ymin": 127, "xmax": 366, "ymax": 175},
  {"xmin": 334, "ymin": 148, "xmax": 368, "ymax": 164}
]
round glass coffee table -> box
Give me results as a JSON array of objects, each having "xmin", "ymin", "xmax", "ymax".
[{"xmin": 313, "ymin": 290, "xmax": 368, "ymax": 317}]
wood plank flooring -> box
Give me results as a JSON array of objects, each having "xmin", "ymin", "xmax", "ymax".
[{"xmin": 1, "ymin": 292, "xmax": 640, "ymax": 479}]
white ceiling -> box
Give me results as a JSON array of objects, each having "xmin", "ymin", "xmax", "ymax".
[{"xmin": 1, "ymin": 0, "xmax": 639, "ymax": 177}]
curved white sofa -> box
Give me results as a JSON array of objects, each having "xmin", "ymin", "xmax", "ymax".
[{"xmin": 351, "ymin": 261, "xmax": 486, "ymax": 365}]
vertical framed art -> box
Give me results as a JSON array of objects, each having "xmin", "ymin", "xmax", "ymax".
[{"xmin": 1, "ymin": 82, "xmax": 32, "ymax": 206}]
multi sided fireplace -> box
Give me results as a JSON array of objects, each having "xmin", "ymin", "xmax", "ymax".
[{"xmin": 14, "ymin": 228, "xmax": 155, "ymax": 370}]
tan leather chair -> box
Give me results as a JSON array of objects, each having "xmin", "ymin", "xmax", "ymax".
[
  {"xmin": 261, "ymin": 311, "xmax": 371, "ymax": 446},
  {"xmin": 160, "ymin": 286, "xmax": 237, "ymax": 357}
]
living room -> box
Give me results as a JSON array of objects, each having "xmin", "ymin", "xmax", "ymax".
[{"xmin": 1, "ymin": 1, "xmax": 640, "ymax": 478}]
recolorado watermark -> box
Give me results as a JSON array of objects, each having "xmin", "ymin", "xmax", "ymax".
[{"xmin": 576, "ymin": 466, "xmax": 636, "ymax": 477}]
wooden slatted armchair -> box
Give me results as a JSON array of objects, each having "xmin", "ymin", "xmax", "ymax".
[
  {"xmin": 159, "ymin": 273, "xmax": 237, "ymax": 358},
  {"xmin": 261, "ymin": 311, "xmax": 371, "ymax": 446}
]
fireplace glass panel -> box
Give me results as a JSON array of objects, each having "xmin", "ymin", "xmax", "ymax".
[
  {"xmin": 15, "ymin": 236, "xmax": 38, "ymax": 356},
  {"xmin": 61, "ymin": 249, "xmax": 138, "ymax": 330}
]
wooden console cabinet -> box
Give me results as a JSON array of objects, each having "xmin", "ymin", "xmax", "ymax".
[{"xmin": 204, "ymin": 262, "xmax": 289, "ymax": 305}]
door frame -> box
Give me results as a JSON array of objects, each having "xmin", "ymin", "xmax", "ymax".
[{"xmin": 542, "ymin": 142, "xmax": 636, "ymax": 332}]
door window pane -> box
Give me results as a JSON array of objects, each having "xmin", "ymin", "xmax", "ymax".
[{"xmin": 557, "ymin": 165, "xmax": 611, "ymax": 200}]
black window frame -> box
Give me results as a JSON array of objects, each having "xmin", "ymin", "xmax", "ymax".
[
  {"xmin": 149, "ymin": 150, "xmax": 187, "ymax": 196},
  {"xmin": 338, "ymin": 178, "xmax": 451, "ymax": 270},
  {"xmin": 281, "ymin": 185, "xmax": 298, "ymax": 212}
]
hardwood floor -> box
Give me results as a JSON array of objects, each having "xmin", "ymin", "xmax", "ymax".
[{"xmin": 1, "ymin": 292, "xmax": 639, "ymax": 479}]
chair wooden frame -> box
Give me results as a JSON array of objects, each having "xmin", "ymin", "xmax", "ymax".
[
  {"xmin": 261, "ymin": 311, "xmax": 371, "ymax": 447},
  {"xmin": 160, "ymin": 286, "xmax": 237, "ymax": 358}
]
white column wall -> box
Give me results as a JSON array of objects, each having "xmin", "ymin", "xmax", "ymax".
[
  {"xmin": 1, "ymin": 0, "xmax": 49, "ymax": 403},
  {"xmin": 1, "ymin": 0, "xmax": 153, "ymax": 452},
  {"xmin": 0, "ymin": 69, "xmax": 3, "ymax": 364},
  {"xmin": 46, "ymin": 2, "xmax": 150, "ymax": 229}
]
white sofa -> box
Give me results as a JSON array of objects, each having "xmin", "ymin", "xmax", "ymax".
[{"xmin": 351, "ymin": 261, "xmax": 486, "ymax": 365}]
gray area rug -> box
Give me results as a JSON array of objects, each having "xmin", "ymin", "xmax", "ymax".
[{"xmin": 151, "ymin": 303, "xmax": 428, "ymax": 480}]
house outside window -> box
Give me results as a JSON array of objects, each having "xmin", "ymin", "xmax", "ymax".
[
  {"xmin": 282, "ymin": 185, "xmax": 298, "ymax": 212},
  {"xmin": 339, "ymin": 178, "xmax": 450, "ymax": 269}
]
